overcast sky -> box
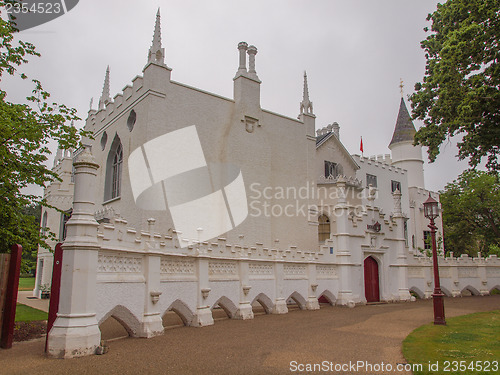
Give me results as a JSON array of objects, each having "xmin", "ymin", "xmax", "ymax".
[{"xmin": 3, "ymin": 0, "xmax": 471, "ymax": 193}]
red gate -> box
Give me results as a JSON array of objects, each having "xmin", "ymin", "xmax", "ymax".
[
  {"xmin": 0, "ymin": 245, "xmax": 22, "ymax": 349},
  {"xmin": 364, "ymin": 256, "xmax": 380, "ymax": 303},
  {"xmin": 45, "ymin": 243, "xmax": 63, "ymax": 352}
]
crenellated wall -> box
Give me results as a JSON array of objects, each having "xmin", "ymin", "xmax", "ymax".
[{"xmin": 407, "ymin": 253, "xmax": 500, "ymax": 298}]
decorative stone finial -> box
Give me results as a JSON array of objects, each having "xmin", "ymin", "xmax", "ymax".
[
  {"xmin": 98, "ymin": 66, "xmax": 110, "ymax": 110},
  {"xmin": 53, "ymin": 147, "xmax": 63, "ymax": 167},
  {"xmin": 300, "ymin": 71, "xmax": 313, "ymax": 115},
  {"xmin": 147, "ymin": 8, "xmax": 166, "ymax": 66}
]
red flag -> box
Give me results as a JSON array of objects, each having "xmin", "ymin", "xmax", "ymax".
[{"xmin": 360, "ymin": 136, "xmax": 364, "ymax": 154}]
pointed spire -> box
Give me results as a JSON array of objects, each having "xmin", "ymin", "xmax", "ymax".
[
  {"xmin": 54, "ymin": 146, "xmax": 63, "ymax": 167},
  {"xmin": 98, "ymin": 66, "xmax": 110, "ymax": 110},
  {"xmin": 389, "ymin": 97, "xmax": 416, "ymax": 147},
  {"xmin": 300, "ymin": 71, "xmax": 313, "ymax": 115},
  {"xmin": 148, "ymin": 8, "xmax": 165, "ymax": 66}
]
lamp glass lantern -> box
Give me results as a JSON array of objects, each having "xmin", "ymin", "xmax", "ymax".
[{"xmin": 423, "ymin": 194, "xmax": 439, "ymax": 220}]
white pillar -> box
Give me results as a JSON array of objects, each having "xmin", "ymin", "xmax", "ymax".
[
  {"xmin": 192, "ymin": 257, "xmax": 214, "ymax": 326},
  {"xmin": 478, "ymin": 260, "xmax": 489, "ymax": 296},
  {"xmin": 334, "ymin": 178, "xmax": 354, "ymax": 305},
  {"xmin": 424, "ymin": 266, "xmax": 433, "ymax": 298},
  {"xmin": 393, "ymin": 189, "xmax": 411, "ymax": 301},
  {"xmin": 47, "ymin": 146, "xmax": 101, "ymax": 358},
  {"xmin": 235, "ymin": 261, "xmax": 254, "ymax": 319},
  {"xmin": 272, "ymin": 263, "xmax": 288, "ymax": 314},
  {"xmin": 138, "ymin": 219, "xmax": 164, "ymax": 337},
  {"xmin": 306, "ymin": 264, "xmax": 320, "ymax": 310}
]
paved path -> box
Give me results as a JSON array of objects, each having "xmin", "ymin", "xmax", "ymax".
[
  {"xmin": 17, "ymin": 291, "xmax": 49, "ymax": 313},
  {"xmin": 2, "ymin": 295, "xmax": 499, "ymax": 374}
]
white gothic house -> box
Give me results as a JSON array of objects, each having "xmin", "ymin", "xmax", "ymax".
[{"xmin": 35, "ymin": 11, "xmax": 500, "ymax": 358}]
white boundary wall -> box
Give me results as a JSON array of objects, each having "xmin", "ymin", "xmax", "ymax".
[{"xmin": 47, "ymin": 149, "xmax": 500, "ymax": 359}]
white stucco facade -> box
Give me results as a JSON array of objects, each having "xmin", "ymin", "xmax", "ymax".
[
  {"xmin": 34, "ymin": 150, "xmax": 74, "ymax": 298},
  {"xmin": 36, "ymin": 11, "xmax": 500, "ymax": 358}
]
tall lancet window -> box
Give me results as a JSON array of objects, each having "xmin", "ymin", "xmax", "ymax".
[
  {"xmin": 318, "ymin": 214, "xmax": 331, "ymax": 243},
  {"xmin": 104, "ymin": 134, "xmax": 123, "ymax": 202},
  {"xmin": 112, "ymin": 144, "xmax": 123, "ymax": 199}
]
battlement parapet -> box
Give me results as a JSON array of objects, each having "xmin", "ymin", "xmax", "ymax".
[
  {"xmin": 409, "ymin": 252, "xmax": 500, "ymax": 266},
  {"xmin": 96, "ymin": 216, "xmax": 326, "ymax": 262},
  {"xmin": 87, "ymin": 75, "xmax": 145, "ymax": 134},
  {"xmin": 353, "ymin": 155, "xmax": 406, "ymax": 175}
]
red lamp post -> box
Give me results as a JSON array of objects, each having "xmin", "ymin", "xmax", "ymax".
[{"xmin": 423, "ymin": 193, "xmax": 446, "ymax": 325}]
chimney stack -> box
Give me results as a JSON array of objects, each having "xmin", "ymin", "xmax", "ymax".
[
  {"xmin": 247, "ymin": 45, "xmax": 259, "ymax": 80},
  {"xmin": 332, "ymin": 122, "xmax": 340, "ymax": 139},
  {"xmin": 236, "ymin": 42, "xmax": 248, "ymax": 77}
]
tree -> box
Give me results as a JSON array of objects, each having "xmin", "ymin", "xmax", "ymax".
[
  {"xmin": 0, "ymin": 1, "xmax": 84, "ymax": 253},
  {"xmin": 410, "ymin": 0, "xmax": 500, "ymax": 171},
  {"xmin": 19, "ymin": 203, "xmax": 41, "ymax": 274},
  {"xmin": 440, "ymin": 170, "xmax": 500, "ymax": 256}
]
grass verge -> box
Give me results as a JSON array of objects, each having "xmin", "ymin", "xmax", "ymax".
[
  {"xmin": 403, "ymin": 310, "xmax": 500, "ymax": 375},
  {"xmin": 15, "ymin": 303, "xmax": 48, "ymax": 322},
  {"xmin": 18, "ymin": 276, "xmax": 36, "ymax": 291}
]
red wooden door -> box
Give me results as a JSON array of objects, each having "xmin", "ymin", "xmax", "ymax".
[{"xmin": 364, "ymin": 256, "xmax": 380, "ymax": 302}]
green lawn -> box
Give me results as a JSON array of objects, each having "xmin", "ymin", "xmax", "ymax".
[
  {"xmin": 15, "ymin": 303, "xmax": 48, "ymax": 322},
  {"xmin": 403, "ymin": 310, "xmax": 500, "ymax": 375},
  {"xmin": 18, "ymin": 277, "xmax": 36, "ymax": 291}
]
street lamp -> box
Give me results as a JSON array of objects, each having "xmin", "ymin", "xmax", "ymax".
[{"xmin": 423, "ymin": 193, "xmax": 446, "ymax": 325}]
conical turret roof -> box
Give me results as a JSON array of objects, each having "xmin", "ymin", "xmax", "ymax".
[{"xmin": 389, "ymin": 98, "xmax": 416, "ymax": 147}]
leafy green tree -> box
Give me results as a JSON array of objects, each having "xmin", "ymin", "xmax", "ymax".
[
  {"xmin": 411, "ymin": 0, "xmax": 500, "ymax": 171},
  {"xmin": 19, "ymin": 203, "xmax": 41, "ymax": 274},
  {"xmin": 440, "ymin": 170, "xmax": 500, "ymax": 256},
  {"xmin": 0, "ymin": 1, "xmax": 84, "ymax": 253}
]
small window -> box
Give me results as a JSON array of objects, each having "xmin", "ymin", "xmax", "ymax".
[
  {"xmin": 127, "ymin": 110, "xmax": 136, "ymax": 132},
  {"xmin": 318, "ymin": 214, "xmax": 331, "ymax": 242},
  {"xmin": 391, "ymin": 180, "xmax": 401, "ymax": 193},
  {"xmin": 423, "ymin": 231, "xmax": 431, "ymax": 250},
  {"xmin": 41, "ymin": 211, "xmax": 48, "ymax": 236},
  {"xmin": 100, "ymin": 131, "xmax": 108, "ymax": 150},
  {"xmin": 366, "ymin": 174, "xmax": 377, "ymax": 188},
  {"xmin": 324, "ymin": 161, "xmax": 338, "ymax": 178}
]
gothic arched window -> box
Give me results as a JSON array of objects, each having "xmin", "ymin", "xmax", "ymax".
[
  {"xmin": 104, "ymin": 135, "xmax": 123, "ymax": 201},
  {"xmin": 318, "ymin": 214, "xmax": 331, "ymax": 243},
  {"xmin": 41, "ymin": 211, "xmax": 48, "ymax": 236}
]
